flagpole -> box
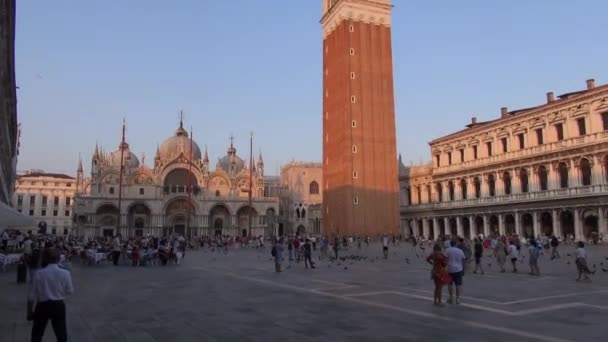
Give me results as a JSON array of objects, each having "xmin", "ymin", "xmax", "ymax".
[
  {"xmin": 249, "ymin": 131, "xmax": 253, "ymax": 238},
  {"xmin": 186, "ymin": 125, "xmax": 193, "ymax": 238},
  {"xmin": 117, "ymin": 119, "xmax": 126, "ymax": 237}
]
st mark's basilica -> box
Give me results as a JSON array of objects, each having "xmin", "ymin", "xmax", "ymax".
[{"xmin": 72, "ymin": 119, "xmax": 279, "ymax": 238}]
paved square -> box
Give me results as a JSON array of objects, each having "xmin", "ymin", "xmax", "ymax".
[{"xmin": 1, "ymin": 243, "xmax": 607, "ymax": 342}]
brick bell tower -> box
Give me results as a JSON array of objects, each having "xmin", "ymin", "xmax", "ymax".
[{"xmin": 321, "ymin": 0, "xmax": 399, "ymax": 237}]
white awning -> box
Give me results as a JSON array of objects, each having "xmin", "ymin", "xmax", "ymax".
[{"xmin": 0, "ymin": 201, "xmax": 34, "ymax": 229}]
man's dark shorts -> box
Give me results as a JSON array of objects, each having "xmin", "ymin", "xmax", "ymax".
[{"xmin": 449, "ymin": 271, "xmax": 463, "ymax": 286}]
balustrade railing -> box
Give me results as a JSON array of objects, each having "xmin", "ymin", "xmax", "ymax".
[{"xmin": 403, "ymin": 184, "xmax": 608, "ymax": 211}]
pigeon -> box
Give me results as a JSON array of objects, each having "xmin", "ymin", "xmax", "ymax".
[
  {"xmin": 567, "ymin": 261, "xmax": 571, "ymax": 265},
  {"xmin": 602, "ymin": 268, "xmax": 607, "ymax": 273}
]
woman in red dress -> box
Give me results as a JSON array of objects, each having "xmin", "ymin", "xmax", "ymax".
[{"xmin": 427, "ymin": 244, "xmax": 450, "ymax": 306}]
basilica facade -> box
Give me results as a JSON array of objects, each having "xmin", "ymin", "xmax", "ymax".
[
  {"xmin": 400, "ymin": 79, "xmax": 608, "ymax": 241},
  {"xmin": 73, "ymin": 120, "xmax": 279, "ymax": 238}
]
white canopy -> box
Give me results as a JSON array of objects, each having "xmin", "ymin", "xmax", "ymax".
[{"xmin": 0, "ymin": 201, "xmax": 34, "ymax": 230}]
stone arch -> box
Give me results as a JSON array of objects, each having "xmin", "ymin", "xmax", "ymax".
[
  {"xmin": 540, "ymin": 211, "xmax": 553, "ymax": 236},
  {"xmin": 164, "ymin": 198, "xmax": 196, "ymax": 236},
  {"xmin": 462, "ymin": 217, "xmax": 471, "ymax": 238},
  {"xmin": 460, "ymin": 178, "xmax": 467, "ymax": 200},
  {"xmin": 449, "ymin": 217, "xmax": 457, "ymax": 236},
  {"xmin": 489, "ymin": 215, "xmax": 499, "ymax": 235},
  {"xmin": 521, "ymin": 213, "xmax": 534, "ymax": 238},
  {"xmin": 581, "ymin": 209, "xmax": 599, "ymax": 239},
  {"xmin": 209, "ymin": 204, "xmax": 231, "ymax": 236},
  {"xmin": 163, "ymin": 168, "xmax": 200, "ymax": 194},
  {"xmin": 236, "ymin": 205, "xmax": 258, "ymax": 237},
  {"xmin": 207, "ymin": 175, "xmax": 231, "ymax": 197},
  {"xmin": 558, "ymin": 162, "xmax": 569, "ymax": 188},
  {"xmin": 96, "ymin": 203, "xmax": 120, "ymax": 232},
  {"xmin": 503, "ymin": 171, "xmax": 512, "ymax": 195},
  {"xmin": 474, "ymin": 177, "xmax": 481, "ymax": 198},
  {"xmin": 504, "ymin": 214, "xmax": 515, "ymax": 236},
  {"xmin": 474, "ymin": 216, "xmax": 484, "ymax": 236},
  {"xmin": 560, "ymin": 210, "xmax": 575, "ymax": 239},
  {"xmin": 579, "ymin": 158, "xmax": 592, "ymax": 186},
  {"xmin": 127, "ymin": 202, "xmax": 152, "ymax": 231},
  {"xmin": 519, "ymin": 168, "xmax": 529, "ymax": 193}
]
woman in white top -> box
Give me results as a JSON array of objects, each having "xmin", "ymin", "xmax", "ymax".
[
  {"xmin": 575, "ymin": 241, "xmax": 594, "ymax": 282},
  {"xmin": 508, "ymin": 241, "xmax": 519, "ymax": 273}
]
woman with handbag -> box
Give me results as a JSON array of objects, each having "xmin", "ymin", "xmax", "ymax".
[{"xmin": 427, "ymin": 244, "xmax": 450, "ymax": 306}]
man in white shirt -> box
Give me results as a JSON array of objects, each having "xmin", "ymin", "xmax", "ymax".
[
  {"xmin": 445, "ymin": 240, "xmax": 466, "ymax": 304},
  {"xmin": 27, "ymin": 248, "xmax": 73, "ymax": 342},
  {"xmin": 382, "ymin": 234, "xmax": 389, "ymax": 259}
]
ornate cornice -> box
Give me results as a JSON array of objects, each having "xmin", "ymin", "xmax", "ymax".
[{"xmin": 321, "ymin": 0, "xmax": 392, "ymax": 39}]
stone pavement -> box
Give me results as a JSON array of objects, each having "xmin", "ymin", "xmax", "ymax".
[{"xmin": 1, "ymin": 242, "xmax": 607, "ymax": 342}]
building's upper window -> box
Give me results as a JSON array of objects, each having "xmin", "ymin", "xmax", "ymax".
[
  {"xmin": 580, "ymin": 158, "xmax": 592, "ymax": 186},
  {"xmin": 30, "ymin": 181, "xmax": 35, "ymax": 186},
  {"xmin": 309, "ymin": 181, "xmax": 320, "ymax": 195},
  {"xmin": 436, "ymin": 183, "xmax": 443, "ymax": 202},
  {"xmin": 488, "ymin": 174, "xmax": 496, "ymax": 197},
  {"xmin": 426, "ymin": 185, "xmax": 432, "ymax": 203},
  {"xmin": 555, "ymin": 123, "xmax": 564, "ymax": 141},
  {"xmin": 109, "ymin": 187, "xmax": 115, "ymax": 195},
  {"xmin": 460, "ymin": 179, "xmax": 467, "ymax": 200},
  {"xmin": 447, "ymin": 152, "xmax": 452, "ymax": 165},
  {"xmin": 215, "ymin": 190, "xmax": 220, "ymax": 197},
  {"xmin": 30, "ymin": 195, "xmax": 35, "ymax": 206},
  {"xmin": 501, "ymin": 138, "xmax": 508, "ymax": 153},
  {"xmin": 54, "ymin": 196, "xmax": 59, "ymax": 206},
  {"xmin": 459, "ymin": 149, "xmax": 465, "ymax": 162},
  {"xmin": 66, "ymin": 182, "xmax": 72, "ymax": 187},
  {"xmin": 65, "ymin": 197, "xmax": 71, "ymax": 206},
  {"xmin": 518, "ymin": 133, "xmax": 525, "ymax": 149},
  {"xmin": 558, "ymin": 162, "xmax": 569, "ymax": 188},
  {"xmin": 602, "ymin": 112, "xmax": 608, "ymax": 131},
  {"xmin": 448, "ymin": 181, "xmax": 455, "ymax": 201},
  {"xmin": 503, "ymin": 172, "xmax": 512, "ymax": 195},
  {"xmin": 416, "ymin": 186, "xmax": 422, "ymax": 204},
  {"xmin": 472, "ymin": 145, "xmax": 478, "ymax": 160},
  {"xmin": 65, "ymin": 210, "xmax": 70, "ymax": 217},
  {"xmin": 536, "ymin": 128, "xmax": 544, "ymax": 145},
  {"xmin": 29, "ymin": 210, "xmax": 34, "ymax": 216},
  {"xmin": 520, "ymin": 168, "xmax": 529, "ymax": 193},
  {"xmin": 17, "ymin": 195, "xmax": 23, "ymax": 206},
  {"xmin": 474, "ymin": 177, "xmax": 481, "ymax": 198},
  {"xmin": 42, "ymin": 196, "xmax": 48, "ymax": 206},
  {"xmin": 139, "ymin": 188, "xmax": 144, "ymax": 195},
  {"xmin": 41, "ymin": 209, "xmax": 47, "ymax": 216},
  {"xmin": 486, "ymin": 142, "xmax": 492, "ymax": 157},
  {"xmin": 435, "ymin": 155, "xmax": 440, "ymax": 167},
  {"xmin": 577, "ymin": 118, "xmax": 586, "ymax": 136},
  {"xmin": 53, "ymin": 210, "xmax": 58, "ymax": 217},
  {"xmin": 539, "ymin": 165, "xmax": 548, "ymax": 191}
]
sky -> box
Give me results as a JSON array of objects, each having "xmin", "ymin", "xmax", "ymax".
[{"xmin": 14, "ymin": 0, "xmax": 608, "ymax": 175}]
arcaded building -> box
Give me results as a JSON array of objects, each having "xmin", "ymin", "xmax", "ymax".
[
  {"xmin": 400, "ymin": 79, "xmax": 608, "ymax": 241},
  {"xmin": 280, "ymin": 161, "xmax": 323, "ymax": 236},
  {"xmin": 321, "ymin": 0, "xmax": 400, "ymax": 236},
  {"xmin": 73, "ymin": 120, "xmax": 279, "ymax": 238},
  {"xmin": 13, "ymin": 171, "xmax": 76, "ymax": 235}
]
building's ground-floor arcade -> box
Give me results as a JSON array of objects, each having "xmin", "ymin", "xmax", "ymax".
[
  {"xmin": 401, "ymin": 202, "xmax": 607, "ymax": 241},
  {"xmin": 74, "ymin": 197, "xmax": 278, "ymax": 239}
]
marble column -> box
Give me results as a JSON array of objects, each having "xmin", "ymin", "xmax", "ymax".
[
  {"xmin": 432, "ymin": 217, "xmax": 439, "ymax": 239},
  {"xmin": 443, "ymin": 217, "xmax": 449, "ymax": 236},
  {"xmin": 532, "ymin": 211, "xmax": 540, "ymax": 238},
  {"xmin": 456, "ymin": 216, "xmax": 463, "ymax": 237},
  {"xmin": 574, "ymin": 209, "xmax": 583, "ymax": 241},
  {"xmin": 469, "ymin": 215, "xmax": 475, "ymax": 237},
  {"xmin": 412, "ymin": 220, "xmax": 419, "ymax": 238},
  {"xmin": 514, "ymin": 212, "xmax": 522, "ymax": 237},
  {"xmin": 422, "ymin": 218, "xmax": 430, "ymax": 239},
  {"xmin": 483, "ymin": 215, "xmax": 490, "ymax": 237},
  {"xmin": 498, "ymin": 213, "xmax": 505, "ymax": 236},
  {"xmin": 552, "ymin": 209, "xmax": 562, "ymax": 239},
  {"xmin": 598, "ymin": 208, "xmax": 607, "ymax": 237}
]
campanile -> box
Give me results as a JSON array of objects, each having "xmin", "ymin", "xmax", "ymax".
[{"xmin": 321, "ymin": 0, "xmax": 399, "ymax": 237}]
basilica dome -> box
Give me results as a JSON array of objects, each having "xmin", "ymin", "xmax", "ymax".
[
  {"xmin": 158, "ymin": 123, "xmax": 202, "ymax": 162},
  {"xmin": 109, "ymin": 143, "xmax": 140, "ymax": 168},
  {"xmin": 217, "ymin": 144, "xmax": 245, "ymax": 174}
]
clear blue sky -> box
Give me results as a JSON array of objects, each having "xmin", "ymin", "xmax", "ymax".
[{"xmin": 14, "ymin": 0, "xmax": 607, "ymax": 175}]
